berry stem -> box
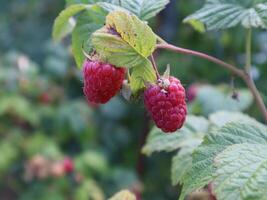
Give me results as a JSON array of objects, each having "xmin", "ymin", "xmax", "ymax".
[
  {"xmin": 150, "ymin": 54, "xmax": 160, "ymax": 79},
  {"xmin": 156, "ymin": 43, "xmax": 267, "ymax": 124},
  {"xmin": 245, "ymin": 28, "xmax": 252, "ymax": 74}
]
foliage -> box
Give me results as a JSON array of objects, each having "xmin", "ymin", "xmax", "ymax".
[{"xmin": 184, "ymin": 0, "xmax": 267, "ymax": 32}]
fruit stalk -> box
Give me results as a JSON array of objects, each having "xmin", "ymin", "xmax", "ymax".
[{"xmin": 156, "ymin": 43, "xmax": 267, "ymax": 124}]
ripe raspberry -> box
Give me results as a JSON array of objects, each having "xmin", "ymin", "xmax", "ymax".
[
  {"xmin": 63, "ymin": 157, "xmax": 74, "ymax": 174},
  {"xmin": 144, "ymin": 77, "xmax": 187, "ymax": 133},
  {"xmin": 83, "ymin": 60, "xmax": 126, "ymax": 104},
  {"xmin": 186, "ymin": 83, "xmax": 199, "ymax": 103}
]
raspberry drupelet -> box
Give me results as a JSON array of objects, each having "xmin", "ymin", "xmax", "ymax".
[{"xmin": 144, "ymin": 77, "xmax": 187, "ymax": 133}]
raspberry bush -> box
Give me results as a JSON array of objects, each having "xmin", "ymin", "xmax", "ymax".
[{"xmin": 53, "ymin": 0, "xmax": 267, "ymax": 199}]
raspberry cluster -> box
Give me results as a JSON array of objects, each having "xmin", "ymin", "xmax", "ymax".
[
  {"xmin": 144, "ymin": 77, "xmax": 187, "ymax": 133},
  {"xmin": 83, "ymin": 60, "xmax": 126, "ymax": 104},
  {"xmin": 82, "ymin": 59, "xmax": 187, "ymax": 133}
]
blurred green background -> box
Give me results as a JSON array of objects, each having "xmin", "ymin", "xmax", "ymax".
[{"xmin": 0, "ymin": 0, "xmax": 266, "ymax": 199}]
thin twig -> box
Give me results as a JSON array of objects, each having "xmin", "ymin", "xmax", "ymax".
[
  {"xmin": 150, "ymin": 54, "xmax": 160, "ymax": 79},
  {"xmin": 245, "ymin": 28, "xmax": 252, "ymax": 74},
  {"xmin": 156, "ymin": 43, "xmax": 267, "ymax": 123}
]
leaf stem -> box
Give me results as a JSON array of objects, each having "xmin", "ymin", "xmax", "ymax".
[
  {"xmin": 150, "ymin": 54, "xmax": 160, "ymax": 79},
  {"xmin": 156, "ymin": 43, "xmax": 267, "ymax": 123},
  {"xmin": 245, "ymin": 28, "xmax": 252, "ymax": 74}
]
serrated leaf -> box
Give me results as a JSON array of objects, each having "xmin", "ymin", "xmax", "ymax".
[
  {"xmin": 108, "ymin": 190, "xmax": 136, "ymax": 200},
  {"xmin": 72, "ymin": 7, "xmax": 106, "ymax": 67},
  {"xmin": 179, "ymin": 120, "xmax": 267, "ymax": 200},
  {"xmin": 129, "ymin": 60, "xmax": 156, "ymax": 93},
  {"xmin": 195, "ymin": 85, "xmax": 253, "ymax": 116},
  {"xmin": 213, "ymin": 143, "xmax": 267, "ymax": 200},
  {"xmin": 114, "ymin": 0, "xmax": 170, "ymax": 20},
  {"xmin": 184, "ymin": 0, "xmax": 267, "ymax": 31},
  {"xmin": 91, "ymin": 11, "xmax": 157, "ymax": 68},
  {"xmin": 53, "ymin": 4, "xmax": 91, "ymax": 41},
  {"xmin": 171, "ymin": 148, "xmax": 193, "ymax": 186},
  {"xmin": 142, "ymin": 116, "xmax": 208, "ymax": 156},
  {"xmin": 98, "ymin": 0, "xmax": 169, "ymax": 20}
]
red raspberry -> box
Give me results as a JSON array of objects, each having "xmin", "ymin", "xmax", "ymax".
[
  {"xmin": 186, "ymin": 83, "xmax": 199, "ymax": 103},
  {"xmin": 83, "ymin": 60, "xmax": 126, "ymax": 104},
  {"xmin": 144, "ymin": 77, "xmax": 187, "ymax": 133},
  {"xmin": 63, "ymin": 157, "xmax": 74, "ymax": 174}
]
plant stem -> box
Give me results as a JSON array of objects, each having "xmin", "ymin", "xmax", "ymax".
[
  {"xmin": 156, "ymin": 43, "xmax": 267, "ymax": 124},
  {"xmin": 245, "ymin": 28, "xmax": 252, "ymax": 74},
  {"xmin": 150, "ymin": 54, "xmax": 160, "ymax": 79}
]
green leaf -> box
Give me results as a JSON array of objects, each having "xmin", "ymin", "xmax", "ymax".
[
  {"xmin": 66, "ymin": 0, "xmax": 101, "ymax": 6},
  {"xmin": 171, "ymin": 147, "xmax": 193, "ymax": 186},
  {"xmin": 72, "ymin": 6, "xmax": 106, "ymax": 67},
  {"xmin": 195, "ymin": 85, "xmax": 253, "ymax": 116},
  {"xmin": 97, "ymin": 0, "xmax": 169, "ymax": 20},
  {"xmin": 111, "ymin": 0, "xmax": 170, "ymax": 20},
  {"xmin": 129, "ymin": 60, "xmax": 156, "ymax": 93},
  {"xmin": 74, "ymin": 179, "xmax": 105, "ymax": 200},
  {"xmin": 108, "ymin": 190, "xmax": 136, "ymax": 200},
  {"xmin": 180, "ymin": 120, "xmax": 267, "ymax": 200},
  {"xmin": 209, "ymin": 110, "xmax": 258, "ymax": 127},
  {"xmin": 142, "ymin": 116, "xmax": 209, "ymax": 156},
  {"xmin": 214, "ymin": 143, "xmax": 267, "ymax": 200},
  {"xmin": 53, "ymin": 4, "xmax": 91, "ymax": 41},
  {"xmin": 91, "ymin": 11, "xmax": 157, "ymax": 68},
  {"xmin": 184, "ymin": 0, "xmax": 267, "ymax": 31}
]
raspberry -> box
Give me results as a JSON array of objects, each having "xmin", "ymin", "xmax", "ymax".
[
  {"xmin": 63, "ymin": 157, "xmax": 74, "ymax": 174},
  {"xmin": 186, "ymin": 83, "xmax": 199, "ymax": 102},
  {"xmin": 83, "ymin": 60, "xmax": 126, "ymax": 104},
  {"xmin": 144, "ymin": 77, "xmax": 187, "ymax": 133}
]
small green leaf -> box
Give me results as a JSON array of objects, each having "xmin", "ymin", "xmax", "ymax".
[
  {"xmin": 53, "ymin": 4, "xmax": 91, "ymax": 41},
  {"xmin": 91, "ymin": 11, "xmax": 157, "ymax": 68},
  {"xmin": 184, "ymin": 0, "xmax": 267, "ymax": 31},
  {"xmin": 72, "ymin": 6, "xmax": 106, "ymax": 67},
  {"xmin": 129, "ymin": 60, "xmax": 156, "ymax": 93}
]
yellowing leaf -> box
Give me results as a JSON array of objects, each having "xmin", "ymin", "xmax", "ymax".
[{"xmin": 91, "ymin": 11, "xmax": 157, "ymax": 68}]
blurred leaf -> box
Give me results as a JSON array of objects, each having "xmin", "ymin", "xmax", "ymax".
[
  {"xmin": 108, "ymin": 190, "xmax": 136, "ymax": 200},
  {"xmin": 184, "ymin": 0, "xmax": 267, "ymax": 31},
  {"xmin": 75, "ymin": 150, "xmax": 108, "ymax": 175},
  {"xmin": 0, "ymin": 95, "xmax": 39, "ymax": 125},
  {"xmin": 0, "ymin": 142, "xmax": 19, "ymax": 175},
  {"xmin": 195, "ymin": 85, "xmax": 253, "ymax": 116},
  {"xmin": 209, "ymin": 110, "xmax": 258, "ymax": 127},
  {"xmin": 75, "ymin": 179, "xmax": 105, "ymax": 200},
  {"xmin": 23, "ymin": 133, "xmax": 63, "ymax": 159},
  {"xmin": 53, "ymin": 4, "xmax": 91, "ymax": 41}
]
